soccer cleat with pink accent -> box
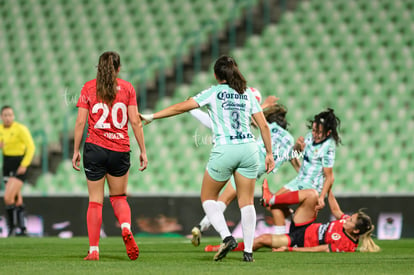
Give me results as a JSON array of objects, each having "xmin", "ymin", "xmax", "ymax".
[
  {"xmin": 260, "ymin": 178, "xmax": 273, "ymax": 207},
  {"xmin": 122, "ymin": 228, "xmax": 139, "ymax": 260},
  {"xmin": 84, "ymin": 251, "xmax": 99, "ymax": 261}
]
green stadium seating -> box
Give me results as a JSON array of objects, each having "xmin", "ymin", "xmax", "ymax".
[
  {"xmin": 1, "ymin": 0, "xmax": 257, "ymax": 154},
  {"xmin": 2, "ymin": 0, "xmax": 412, "ymax": 195}
]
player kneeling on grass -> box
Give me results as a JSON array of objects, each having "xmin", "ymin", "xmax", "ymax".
[{"xmin": 206, "ymin": 188, "xmax": 380, "ymax": 253}]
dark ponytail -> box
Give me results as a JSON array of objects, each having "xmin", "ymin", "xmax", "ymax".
[
  {"xmin": 308, "ymin": 108, "xmax": 341, "ymax": 145},
  {"xmin": 96, "ymin": 51, "xmax": 121, "ymax": 106},
  {"xmin": 214, "ymin": 55, "xmax": 247, "ymax": 94}
]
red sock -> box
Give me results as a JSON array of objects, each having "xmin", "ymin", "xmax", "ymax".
[
  {"xmin": 110, "ymin": 195, "xmax": 131, "ymax": 226},
  {"xmin": 273, "ymin": 191, "xmax": 300, "ymax": 205},
  {"xmin": 233, "ymin": 242, "xmax": 245, "ymax": 251},
  {"xmin": 87, "ymin": 202, "xmax": 103, "ymax": 247}
]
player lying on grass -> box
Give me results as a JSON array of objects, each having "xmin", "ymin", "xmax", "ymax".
[{"xmin": 205, "ymin": 187, "xmax": 380, "ymax": 253}]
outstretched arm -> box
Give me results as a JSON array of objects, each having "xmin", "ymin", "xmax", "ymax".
[
  {"xmin": 277, "ymin": 245, "xmax": 330, "ymax": 252},
  {"xmin": 141, "ymin": 98, "xmax": 199, "ymax": 124},
  {"xmin": 189, "ymin": 109, "xmax": 212, "ymax": 129},
  {"xmin": 258, "ymin": 233, "xmax": 329, "ymax": 252},
  {"xmin": 328, "ymin": 189, "xmax": 344, "ymax": 220}
]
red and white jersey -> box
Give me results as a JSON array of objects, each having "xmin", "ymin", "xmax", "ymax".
[
  {"xmin": 76, "ymin": 78, "xmax": 137, "ymax": 152},
  {"xmin": 249, "ymin": 87, "xmax": 262, "ymax": 104},
  {"xmin": 304, "ymin": 215, "xmax": 359, "ymax": 252}
]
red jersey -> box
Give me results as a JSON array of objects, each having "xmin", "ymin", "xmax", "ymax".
[
  {"xmin": 304, "ymin": 215, "xmax": 359, "ymax": 252},
  {"xmin": 76, "ymin": 78, "xmax": 137, "ymax": 152}
]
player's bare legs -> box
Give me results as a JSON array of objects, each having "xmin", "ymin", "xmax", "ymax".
[{"xmin": 219, "ymin": 183, "xmax": 238, "ymax": 205}]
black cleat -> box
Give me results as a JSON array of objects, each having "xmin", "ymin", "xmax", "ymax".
[
  {"xmin": 214, "ymin": 236, "xmax": 237, "ymax": 261},
  {"xmin": 243, "ymin": 252, "xmax": 254, "ymax": 262}
]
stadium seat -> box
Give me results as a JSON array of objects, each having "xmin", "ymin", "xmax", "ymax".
[{"xmin": 2, "ymin": 0, "xmax": 411, "ymax": 195}]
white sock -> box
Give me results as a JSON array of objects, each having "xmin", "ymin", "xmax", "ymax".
[
  {"xmin": 121, "ymin": 223, "xmax": 131, "ymax": 231},
  {"xmin": 89, "ymin": 246, "xmax": 99, "ymax": 253},
  {"xmin": 202, "ymin": 200, "xmax": 231, "ymax": 240},
  {"xmin": 199, "ymin": 216, "xmax": 211, "ymax": 232},
  {"xmin": 241, "ymin": 205, "xmax": 256, "ymax": 253},
  {"xmin": 199, "ymin": 201, "xmax": 227, "ymax": 232},
  {"xmin": 217, "ymin": 200, "xmax": 227, "ymax": 212},
  {"xmin": 273, "ymin": 225, "xmax": 286, "ymax": 235}
]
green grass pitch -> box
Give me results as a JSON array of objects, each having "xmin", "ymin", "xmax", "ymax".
[{"xmin": 1, "ymin": 237, "xmax": 413, "ymax": 274}]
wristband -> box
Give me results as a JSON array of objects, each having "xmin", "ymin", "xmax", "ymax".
[
  {"xmin": 288, "ymin": 247, "xmax": 293, "ymax": 252},
  {"xmin": 141, "ymin": 113, "xmax": 154, "ymax": 123}
]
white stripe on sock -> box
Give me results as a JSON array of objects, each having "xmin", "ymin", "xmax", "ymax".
[
  {"xmin": 121, "ymin": 223, "xmax": 131, "ymax": 231},
  {"xmin": 89, "ymin": 246, "xmax": 99, "ymax": 253}
]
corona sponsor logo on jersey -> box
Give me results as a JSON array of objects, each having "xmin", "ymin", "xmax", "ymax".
[
  {"xmin": 217, "ymin": 91, "xmax": 248, "ymax": 100},
  {"xmin": 221, "ymin": 101, "xmax": 246, "ymax": 110}
]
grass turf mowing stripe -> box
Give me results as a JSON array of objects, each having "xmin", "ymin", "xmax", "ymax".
[{"xmin": 0, "ymin": 237, "xmax": 413, "ymax": 274}]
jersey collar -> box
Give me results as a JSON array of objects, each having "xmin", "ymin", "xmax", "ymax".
[
  {"xmin": 342, "ymin": 227, "xmax": 359, "ymax": 244},
  {"xmin": 312, "ymin": 136, "xmax": 331, "ymax": 146}
]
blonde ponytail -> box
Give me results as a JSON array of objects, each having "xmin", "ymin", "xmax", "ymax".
[{"xmin": 359, "ymin": 225, "xmax": 381, "ymax": 252}]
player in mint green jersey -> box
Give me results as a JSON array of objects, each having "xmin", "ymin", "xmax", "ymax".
[
  {"xmin": 189, "ymin": 103, "xmax": 301, "ymax": 246},
  {"xmin": 140, "ymin": 55, "xmax": 275, "ymax": 262},
  {"xmin": 263, "ymin": 108, "xmax": 341, "ymax": 235}
]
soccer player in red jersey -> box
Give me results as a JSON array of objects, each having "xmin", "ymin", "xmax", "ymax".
[
  {"xmin": 72, "ymin": 51, "xmax": 148, "ymax": 261},
  {"xmin": 206, "ymin": 187, "xmax": 380, "ymax": 253}
]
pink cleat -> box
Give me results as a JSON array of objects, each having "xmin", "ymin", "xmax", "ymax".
[{"xmin": 261, "ymin": 179, "xmax": 273, "ymax": 207}]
